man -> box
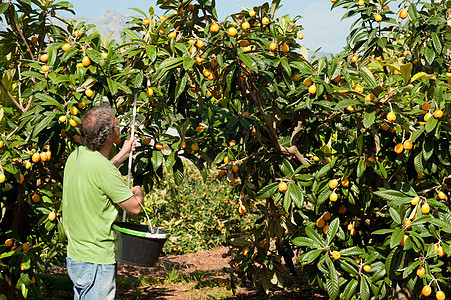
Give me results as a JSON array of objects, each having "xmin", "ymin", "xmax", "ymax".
[{"xmin": 62, "ymin": 104, "xmax": 144, "ymax": 299}]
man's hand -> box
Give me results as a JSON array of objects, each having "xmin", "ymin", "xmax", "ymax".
[{"xmin": 110, "ymin": 136, "xmax": 137, "ymax": 168}]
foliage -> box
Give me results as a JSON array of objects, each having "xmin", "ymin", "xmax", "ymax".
[
  {"xmin": 0, "ymin": 0, "xmax": 450, "ymax": 299},
  {"xmin": 144, "ymin": 163, "xmax": 257, "ymax": 255}
]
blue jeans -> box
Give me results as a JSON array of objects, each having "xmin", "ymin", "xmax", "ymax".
[{"xmin": 66, "ymin": 257, "xmax": 116, "ymax": 300}]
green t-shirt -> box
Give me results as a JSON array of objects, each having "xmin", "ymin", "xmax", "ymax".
[{"xmin": 62, "ymin": 146, "xmax": 133, "ymax": 264}]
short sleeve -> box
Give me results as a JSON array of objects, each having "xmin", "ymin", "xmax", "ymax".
[{"xmin": 99, "ymin": 165, "xmax": 133, "ymax": 204}]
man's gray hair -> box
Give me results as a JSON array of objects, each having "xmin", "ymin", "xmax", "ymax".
[{"xmin": 79, "ymin": 105, "xmax": 115, "ymax": 151}]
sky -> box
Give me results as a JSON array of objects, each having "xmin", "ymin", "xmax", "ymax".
[{"xmin": 62, "ymin": 0, "xmax": 404, "ymax": 54}]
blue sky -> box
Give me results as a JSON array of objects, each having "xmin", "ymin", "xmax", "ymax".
[{"xmin": 63, "ymin": 0, "xmax": 402, "ymax": 54}]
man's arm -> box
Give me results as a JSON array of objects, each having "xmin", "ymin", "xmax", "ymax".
[
  {"xmin": 118, "ymin": 186, "xmax": 144, "ymax": 215},
  {"xmin": 111, "ymin": 137, "xmax": 136, "ymax": 168}
]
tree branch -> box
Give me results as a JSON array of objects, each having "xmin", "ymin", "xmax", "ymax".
[{"xmin": 0, "ymin": 76, "xmax": 26, "ymax": 113}]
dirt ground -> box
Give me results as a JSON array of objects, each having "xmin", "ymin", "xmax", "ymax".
[{"xmin": 114, "ymin": 246, "xmax": 326, "ymax": 299}]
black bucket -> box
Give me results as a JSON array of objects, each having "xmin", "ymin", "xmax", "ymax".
[{"xmin": 113, "ymin": 222, "xmax": 170, "ymax": 267}]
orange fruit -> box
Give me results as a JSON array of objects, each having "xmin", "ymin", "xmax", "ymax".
[
  {"xmin": 332, "ymin": 251, "xmax": 341, "ymax": 259},
  {"xmin": 421, "ymin": 202, "xmax": 430, "ymax": 214},
  {"xmin": 224, "ymin": 156, "xmax": 230, "ymax": 164},
  {"xmin": 241, "ymin": 21, "xmax": 250, "ymax": 30},
  {"xmin": 242, "ymin": 111, "xmax": 249, "ymax": 117},
  {"xmin": 48, "ymin": 211, "xmax": 56, "ymax": 221},
  {"xmin": 404, "ymin": 219, "xmax": 411, "ymax": 228},
  {"xmin": 5, "ymin": 239, "xmax": 13, "ymax": 247},
  {"xmin": 355, "ymin": 85, "xmax": 364, "ymax": 93},
  {"xmin": 323, "ymin": 225, "xmax": 329, "ymax": 234},
  {"xmin": 238, "ymin": 204, "xmax": 246, "ymax": 215},
  {"xmin": 41, "ymin": 65, "xmax": 49, "ymax": 72},
  {"xmin": 62, "ymin": 43, "xmax": 71, "ymax": 51},
  {"xmin": 40, "ymin": 152, "xmax": 48, "ymax": 162},
  {"xmin": 187, "ymin": 3, "xmax": 194, "ymax": 11},
  {"xmin": 143, "ymin": 18, "xmax": 150, "ymax": 26},
  {"xmin": 342, "ymin": 179, "xmax": 350, "ymax": 187},
  {"xmin": 85, "ymin": 88, "xmax": 94, "ymax": 98},
  {"xmin": 69, "ymin": 119, "xmax": 78, "ymax": 127},
  {"xmin": 301, "ymin": 78, "xmax": 312, "ymax": 87},
  {"xmin": 323, "ymin": 211, "xmax": 331, "ymax": 221},
  {"xmin": 31, "ymin": 35, "xmax": 38, "ymax": 44},
  {"xmin": 278, "ymin": 182, "xmax": 288, "ymax": 193},
  {"xmin": 74, "ymin": 135, "xmax": 80, "ymax": 143},
  {"xmin": 24, "ymin": 160, "xmax": 32, "ymax": 170},
  {"xmin": 146, "ymin": 87, "xmax": 154, "ymax": 96},
  {"xmin": 338, "ymin": 205, "xmax": 347, "ymax": 214},
  {"xmin": 195, "ymin": 39, "xmax": 204, "ymax": 48},
  {"xmin": 387, "ymin": 112, "xmax": 396, "ymax": 122},
  {"xmin": 31, "ymin": 194, "xmax": 40, "ymax": 203},
  {"xmin": 74, "ymin": 29, "xmax": 83, "ymax": 37},
  {"xmin": 232, "ymin": 165, "xmax": 239, "ymax": 173},
  {"xmin": 436, "ymin": 246, "xmax": 444, "ymax": 257},
  {"xmin": 411, "ymin": 196, "xmax": 419, "ymax": 205},
  {"xmin": 436, "ymin": 291, "xmax": 446, "ymax": 300},
  {"xmin": 297, "ymin": 32, "xmax": 304, "ymax": 40},
  {"xmin": 30, "ymin": 277, "xmax": 35, "ymax": 284},
  {"xmin": 168, "ymin": 31, "xmax": 176, "ymax": 39},
  {"xmin": 20, "ymin": 263, "xmax": 28, "ymax": 271},
  {"xmin": 32, "ymin": 153, "xmax": 40, "ymax": 163},
  {"xmin": 40, "ymin": 54, "xmax": 48, "ymax": 63},
  {"xmin": 190, "ymin": 46, "xmax": 197, "ymax": 54},
  {"xmin": 375, "ymin": 14, "xmax": 382, "ymax": 22},
  {"xmin": 210, "ymin": 23, "xmax": 219, "ymax": 33},
  {"xmin": 363, "ymin": 265, "xmax": 371, "ymax": 272},
  {"xmin": 364, "ymin": 93, "xmax": 375, "ymax": 102},
  {"xmin": 437, "ymin": 191, "xmax": 445, "ymax": 200},
  {"xmin": 421, "ymin": 102, "xmax": 431, "ymax": 111},
  {"xmin": 281, "ymin": 44, "xmax": 289, "ymax": 53},
  {"xmin": 351, "ymin": 55, "xmax": 358, "ymax": 63},
  {"xmin": 258, "ymin": 241, "xmax": 266, "ymax": 248},
  {"xmin": 433, "ymin": 109, "xmax": 443, "ymax": 118},
  {"xmin": 357, "ymin": 0, "xmax": 364, "ymax": 6},
  {"xmin": 416, "ymin": 266, "xmax": 425, "ymax": 277},
  {"xmin": 308, "ymin": 85, "xmax": 317, "ymax": 94},
  {"xmin": 261, "ymin": 17, "xmax": 270, "ymax": 25},
  {"xmin": 330, "ymin": 191, "xmax": 338, "ymax": 202},
  {"xmin": 422, "ymin": 285, "xmax": 431, "ymax": 297},
  {"xmin": 78, "ymin": 102, "xmax": 86, "ymax": 109},
  {"xmin": 316, "ymin": 217, "xmax": 325, "ymax": 228},
  {"xmin": 101, "ymin": 52, "xmax": 108, "ymax": 59},
  {"xmin": 155, "ymin": 143, "xmax": 163, "ymax": 150},
  {"xmin": 399, "ymin": 9, "xmax": 408, "ymax": 19},
  {"xmin": 191, "ymin": 143, "xmax": 199, "ymax": 151},
  {"xmin": 269, "ymin": 42, "xmax": 277, "ymax": 51},
  {"xmin": 249, "ymin": 9, "xmax": 256, "ymax": 17},
  {"xmin": 394, "ymin": 143, "xmax": 404, "ymax": 154},
  {"xmin": 329, "ymin": 179, "xmax": 339, "ymax": 189},
  {"xmin": 229, "ymin": 140, "xmax": 236, "ymax": 147},
  {"xmin": 424, "ymin": 112, "xmax": 432, "ymax": 121},
  {"xmin": 403, "ymin": 140, "xmax": 412, "ymax": 150},
  {"xmin": 70, "ymin": 106, "xmax": 79, "ymax": 115}
]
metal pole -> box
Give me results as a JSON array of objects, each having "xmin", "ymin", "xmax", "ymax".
[{"xmin": 122, "ymin": 93, "xmax": 138, "ymax": 222}]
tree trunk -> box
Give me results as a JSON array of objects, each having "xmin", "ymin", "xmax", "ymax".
[{"xmin": 0, "ymin": 269, "xmax": 23, "ymax": 300}]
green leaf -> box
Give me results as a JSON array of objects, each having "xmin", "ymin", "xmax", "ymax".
[
  {"xmin": 360, "ymin": 277, "xmax": 370, "ymax": 300},
  {"xmin": 390, "ymin": 228, "xmax": 404, "ymax": 249},
  {"xmin": 305, "ymin": 225, "xmax": 323, "ymax": 246},
  {"xmin": 298, "ymin": 249, "xmax": 322, "ymax": 265},
  {"xmin": 0, "ymin": 3, "xmax": 9, "ymax": 14},
  {"xmin": 326, "ymin": 218, "xmax": 340, "ymax": 245},
  {"xmin": 374, "ymin": 190, "xmax": 412, "ymax": 206},
  {"xmin": 314, "ymin": 157, "xmax": 338, "ymax": 180},
  {"xmin": 61, "ymin": 47, "xmax": 78, "ymax": 62},
  {"xmin": 34, "ymin": 93, "xmax": 61, "ymax": 107},
  {"xmin": 151, "ymin": 150, "xmax": 164, "ymax": 170},
  {"xmin": 174, "ymin": 72, "xmax": 187, "ymax": 100},
  {"xmin": 424, "ymin": 46, "xmax": 435, "ymax": 65},
  {"xmin": 389, "ymin": 207, "xmax": 401, "ymax": 225},
  {"xmin": 431, "ymin": 32, "xmax": 442, "ymax": 54},
  {"xmin": 283, "ymin": 188, "xmax": 292, "ymax": 212},
  {"xmin": 414, "ymin": 152, "xmax": 424, "ymax": 174},
  {"xmin": 172, "ymin": 156, "xmax": 184, "ymax": 185},
  {"xmin": 107, "ymin": 78, "xmax": 118, "ymax": 95},
  {"xmin": 340, "ymin": 246, "xmax": 364, "ymax": 256},
  {"xmin": 133, "ymin": 70, "xmax": 144, "ymax": 89},
  {"xmin": 238, "ymin": 53, "xmax": 258, "ymax": 73},
  {"xmin": 357, "ymin": 159, "xmax": 365, "ymax": 178},
  {"xmin": 280, "ymin": 159, "xmax": 294, "ymax": 177},
  {"xmin": 292, "ymin": 236, "xmax": 321, "ymax": 248},
  {"xmin": 334, "ymin": 99, "xmax": 360, "ymax": 111},
  {"xmin": 342, "ymin": 278, "xmax": 358, "ymax": 300},
  {"xmin": 326, "ymin": 261, "xmax": 339, "ymax": 300},
  {"xmin": 425, "ymin": 116, "xmax": 438, "ymax": 133},
  {"xmin": 145, "ymin": 45, "xmax": 157, "ymax": 63},
  {"xmin": 229, "ymin": 238, "xmax": 250, "ymax": 247},
  {"xmin": 363, "ymin": 111, "xmax": 375, "ymax": 129},
  {"xmin": 400, "ymin": 63, "xmax": 412, "ymax": 84},
  {"xmin": 422, "ymin": 137, "xmax": 434, "ymax": 161},
  {"xmin": 289, "ymin": 183, "xmax": 304, "ymax": 208},
  {"xmin": 256, "ymin": 182, "xmax": 279, "ymax": 199}
]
